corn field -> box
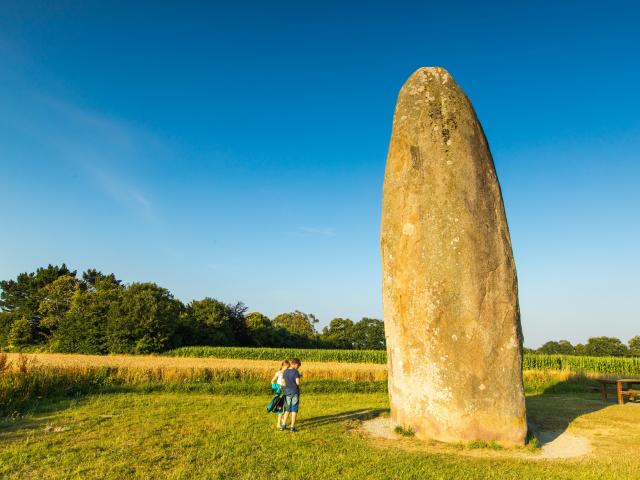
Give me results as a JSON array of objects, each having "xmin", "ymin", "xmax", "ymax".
[
  {"xmin": 166, "ymin": 347, "xmax": 640, "ymax": 375},
  {"xmin": 523, "ymin": 354, "xmax": 640, "ymax": 375},
  {"xmin": 165, "ymin": 346, "xmax": 388, "ymax": 364}
]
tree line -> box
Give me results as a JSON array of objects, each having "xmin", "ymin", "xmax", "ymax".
[
  {"xmin": 2, "ymin": 264, "xmax": 637, "ymax": 357},
  {"xmin": 525, "ymin": 337, "xmax": 640, "ymax": 357},
  {"xmin": 0, "ymin": 264, "xmax": 385, "ymax": 354}
]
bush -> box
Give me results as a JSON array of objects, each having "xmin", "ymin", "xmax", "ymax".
[{"xmin": 8, "ymin": 317, "xmax": 32, "ymax": 348}]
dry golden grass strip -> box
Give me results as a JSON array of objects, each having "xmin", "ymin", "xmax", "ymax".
[{"xmin": 2, "ymin": 353, "xmax": 388, "ymax": 382}]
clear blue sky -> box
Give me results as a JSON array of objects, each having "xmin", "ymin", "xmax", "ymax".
[{"xmin": 1, "ymin": 1, "xmax": 638, "ymax": 348}]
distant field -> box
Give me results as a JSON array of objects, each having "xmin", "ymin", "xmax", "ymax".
[
  {"xmin": 166, "ymin": 346, "xmax": 640, "ymax": 375},
  {"xmin": 165, "ymin": 346, "xmax": 387, "ymax": 364},
  {"xmin": 2, "ymin": 352, "xmax": 634, "ymax": 411},
  {"xmin": 524, "ymin": 353, "xmax": 640, "ymax": 375},
  {"xmin": 0, "ymin": 352, "xmax": 387, "ymax": 416},
  {"xmin": 2, "ymin": 350, "xmax": 639, "ymax": 417}
]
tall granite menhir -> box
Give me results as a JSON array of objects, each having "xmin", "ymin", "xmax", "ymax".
[{"xmin": 381, "ymin": 67, "xmax": 527, "ymax": 445}]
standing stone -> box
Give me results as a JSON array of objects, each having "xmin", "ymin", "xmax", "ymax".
[{"xmin": 381, "ymin": 67, "xmax": 526, "ymax": 445}]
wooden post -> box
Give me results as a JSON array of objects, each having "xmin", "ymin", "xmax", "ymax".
[{"xmin": 616, "ymin": 381, "xmax": 624, "ymax": 405}]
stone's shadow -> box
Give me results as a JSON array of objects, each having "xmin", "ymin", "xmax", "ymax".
[
  {"xmin": 303, "ymin": 408, "xmax": 388, "ymax": 428},
  {"xmin": 526, "ymin": 379, "xmax": 613, "ymax": 445}
]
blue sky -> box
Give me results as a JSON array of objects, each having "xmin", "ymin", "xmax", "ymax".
[{"xmin": 0, "ymin": 1, "xmax": 638, "ymax": 347}]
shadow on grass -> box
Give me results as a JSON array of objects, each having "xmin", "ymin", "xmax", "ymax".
[
  {"xmin": 0, "ymin": 395, "xmax": 94, "ymax": 441},
  {"xmin": 0, "ymin": 384, "xmax": 174, "ymax": 442},
  {"xmin": 303, "ymin": 408, "xmax": 388, "ymax": 428},
  {"xmin": 526, "ymin": 377, "xmax": 615, "ymax": 444}
]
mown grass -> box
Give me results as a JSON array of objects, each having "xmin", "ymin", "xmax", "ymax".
[
  {"xmin": 165, "ymin": 347, "xmax": 640, "ymax": 375},
  {"xmin": 1, "ymin": 392, "xmax": 639, "ymax": 479},
  {"xmin": 2, "ymin": 352, "xmax": 640, "ymax": 478}
]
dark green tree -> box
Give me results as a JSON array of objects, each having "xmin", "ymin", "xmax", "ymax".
[
  {"xmin": 53, "ymin": 276, "xmax": 124, "ymax": 354},
  {"xmin": 82, "ymin": 269, "xmax": 121, "ymax": 290},
  {"xmin": 584, "ymin": 336, "xmax": 628, "ymax": 357},
  {"xmin": 8, "ymin": 316, "xmax": 33, "ymax": 348},
  {"xmin": 0, "ymin": 264, "xmax": 76, "ymax": 343},
  {"xmin": 228, "ymin": 302, "xmax": 249, "ymax": 346},
  {"xmin": 574, "ymin": 343, "xmax": 586, "ymax": 355},
  {"xmin": 105, "ymin": 283, "xmax": 183, "ymax": 354},
  {"xmin": 185, "ymin": 298, "xmax": 235, "ymax": 346},
  {"xmin": 38, "ymin": 274, "xmax": 80, "ymax": 337},
  {"xmin": 273, "ymin": 311, "xmax": 318, "ymax": 339},
  {"xmin": 0, "ymin": 311, "xmax": 20, "ymax": 348},
  {"xmin": 0, "ymin": 264, "xmax": 76, "ymax": 312},
  {"xmin": 537, "ymin": 340, "xmax": 575, "ymax": 355},
  {"xmin": 629, "ymin": 336, "xmax": 640, "ymax": 357},
  {"xmin": 322, "ymin": 318, "xmax": 355, "ymax": 349},
  {"xmin": 245, "ymin": 312, "xmax": 278, "ymax": 347},
  {"xmin": 349, "ymin": 318, "xmax": 386, "ymax": 350}
]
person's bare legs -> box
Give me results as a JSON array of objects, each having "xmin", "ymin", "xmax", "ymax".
[
  {"xmin": 290, "ymin": 412, "xmax": 297, "ymax": 429},
  {"xmin": 281, "ymin": 411, "xmax": 289, "ymax": 429},
  {"xmin": 276, "ymin": 413, "xmax": 283, "ymax": 429}
]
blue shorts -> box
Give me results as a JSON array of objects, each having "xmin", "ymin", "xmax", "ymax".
[{"xmin": 284, "ymin": 394, "xmax": 299, "ymax": 413}]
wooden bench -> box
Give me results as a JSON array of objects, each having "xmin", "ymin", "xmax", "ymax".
[{"xmin": 595, "ymin": 379, "xmax": 640, "ymax": 404}]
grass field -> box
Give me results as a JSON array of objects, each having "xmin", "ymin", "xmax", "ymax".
[
  {"xmin": 2, "ymin": 350, "xmax": 640, "ymax": 479},
  {"xmin": 1, "ymin": 391, "xmax": 639, "ymax": 479}
]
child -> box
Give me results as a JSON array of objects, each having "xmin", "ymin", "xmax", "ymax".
[
  {"xmin": 269, "ymin": 360, "xmax": 290, "ymax": 429},
  {"xmin": 280, "ymin": 357, "xmax": 301, "ymax": 432}
]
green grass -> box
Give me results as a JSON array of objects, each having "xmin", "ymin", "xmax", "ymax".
[
  {"xmin": 522, "ymin": 371, "xmax": 600, "ymax": 396},
  {"xmin": 1, "ymin": 391, "xmax": 639, "ymax": 479},
  {"xmin": 2, "ymin": 351, "xmax": 639, "ymax": 479},
  {"xmin": 165, "ymin": 347, "xmax": 640, "ymax": 375},
  {"xmin": 394, "ymin": 425, "xmax": 415, "ymax": 437},
  {"xmin": 467, "ymin": 440, "xmax": 503, "ymax": 450}
]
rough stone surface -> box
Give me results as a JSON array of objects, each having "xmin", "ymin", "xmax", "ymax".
[{"xmin": 381, "ymin": 67, "xmax": 527, "ymax": 446}]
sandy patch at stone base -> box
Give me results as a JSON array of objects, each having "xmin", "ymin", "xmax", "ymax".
[
  {"xmin": 536, "ymin": 431, "xmax": 590, "ymax": 459},
  {"xmin": 361, "ymin": 417, "xmax": 591, "ymax": 460}
]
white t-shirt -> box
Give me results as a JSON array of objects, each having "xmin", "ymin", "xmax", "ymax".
[{"xmin": 274, "ymin": 370, "xmax": 286, "ymax": 386}]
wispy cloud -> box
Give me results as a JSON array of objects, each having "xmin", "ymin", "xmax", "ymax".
[
  {"xmin": 33, "ymin": 93, "xmax": 164, "ymax": 220},
  {"xmin": 0, "ymin": 49, "xmax": 169, "ymax": 221},
  {"xmin": 82, "ymin": 161, "xmax": 155, "ymax": 217},
  {"xmin": 294, "ymin": 226, "xmax": 336, "ymax": 237}
]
